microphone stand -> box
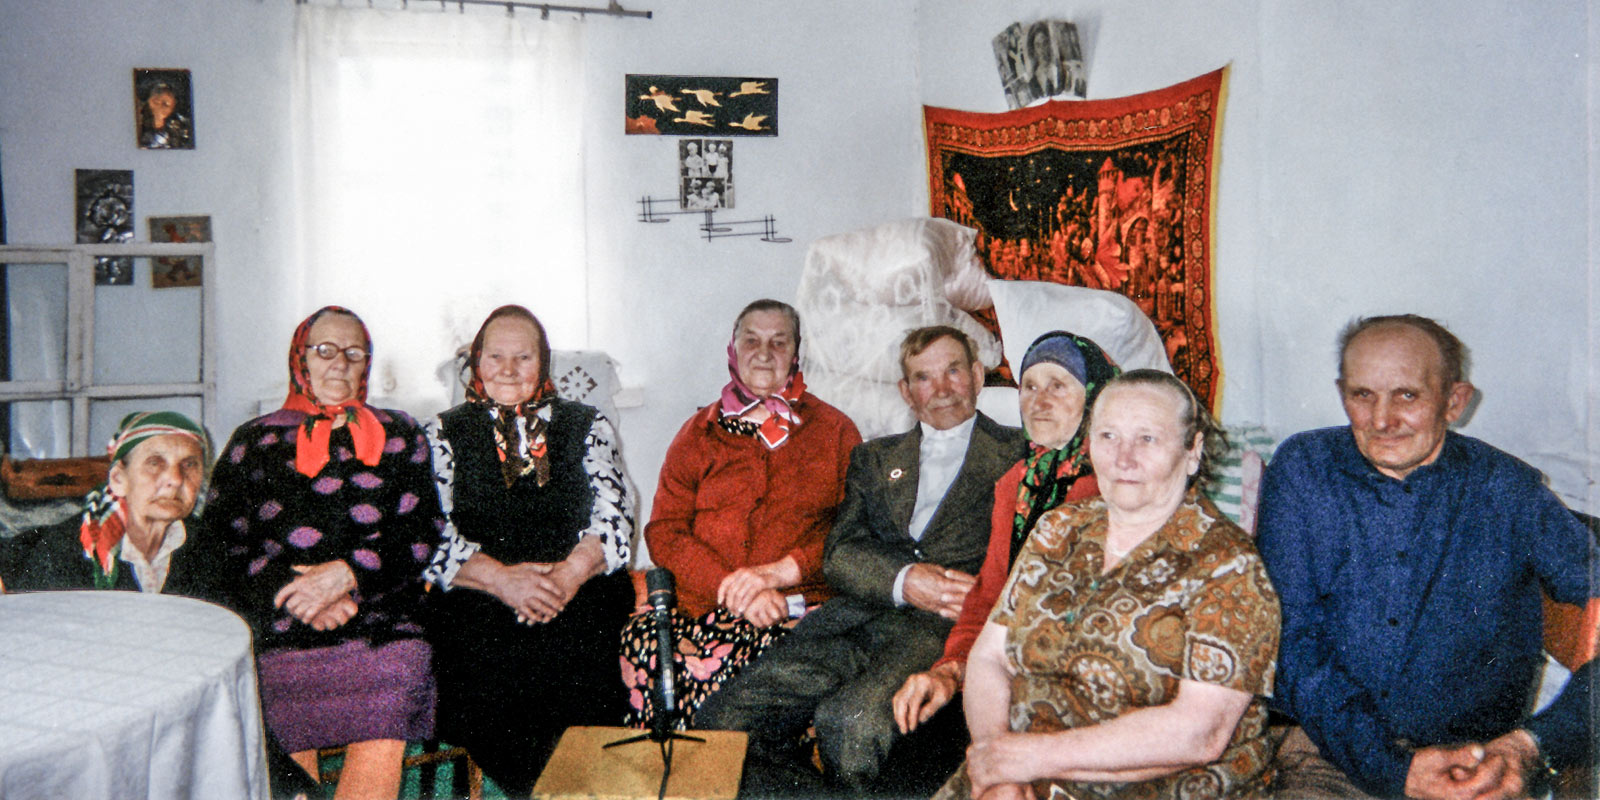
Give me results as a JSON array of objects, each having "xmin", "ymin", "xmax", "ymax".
[
  {"xmin": 604, "ymin": 700, "xmax": 704, "ymax": 800},
  {"xmin": 606, "ymin": 567, "xmax": 702, "ymax": 800}
]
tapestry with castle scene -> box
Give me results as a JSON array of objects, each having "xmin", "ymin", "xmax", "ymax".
[{"xmin": 924, "ymin": 68, "xmax": 1227, "ymax": 410}]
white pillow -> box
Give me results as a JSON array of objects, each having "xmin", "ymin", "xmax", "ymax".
[
  {"xmin": 800, "ymin": 217, "xmax": 991, "ymax": 310},
  {"xmin": 803, "ymin": 367, "xmax": 914, "ymax": 440},
  {"xmin": 802, "ymin": 299, "xmax": 997, "ymax": 384},
  {"xmin": 977, "ymin": 386, "xmax": 1021, "ymax": 428},
  {"xmin": 987, "ymin": 279, "xmax": 1172, "ymax": 377}
]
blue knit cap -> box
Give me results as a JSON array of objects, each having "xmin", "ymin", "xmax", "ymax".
[{"xmin": 1018, "ymin": 331, "xmax": 1089, "ymax": 387}]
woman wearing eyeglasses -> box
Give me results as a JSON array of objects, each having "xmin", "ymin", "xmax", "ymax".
[{"xmin": 203, "ymin": 305, "xmax": 443, "ymax": 799}]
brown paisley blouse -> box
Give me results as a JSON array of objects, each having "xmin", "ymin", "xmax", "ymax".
[{"xmin": 988, "ymin": 490, "xmax": 1280, "ymax": 800}]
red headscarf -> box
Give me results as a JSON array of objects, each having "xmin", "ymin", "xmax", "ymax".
[
  {"xmin": 281, "ymin": 306, "xmax": 385, "ymax": 477},
  {"xmin": 464, "ymin": 305, "xmax": 557, "ymax": 487}
]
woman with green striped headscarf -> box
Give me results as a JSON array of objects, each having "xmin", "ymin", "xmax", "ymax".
[{"xmin": 0, "ymin": 410, "xmax": 215, "ymax": 595}]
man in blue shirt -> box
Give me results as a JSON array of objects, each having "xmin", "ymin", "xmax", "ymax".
[{"xmin": 1258, "ymin": 314, "xmax": 1596, "ymax": 800}]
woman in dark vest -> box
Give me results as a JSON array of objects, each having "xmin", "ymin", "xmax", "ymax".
[{"xmin": 422, "ymin": 304, "xmax": 635, "ymax": 795}]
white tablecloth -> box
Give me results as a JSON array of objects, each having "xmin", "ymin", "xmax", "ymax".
[{"xmin": 0, "ymin": 591, "xmax": 268, "ymax": 799}]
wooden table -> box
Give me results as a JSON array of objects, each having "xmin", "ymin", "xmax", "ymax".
[
  {"xmin": 0, "ymin": 591, "xmax": 269, "ymax": 799},
  {"xmin": 533, "ymin": 726, "xmax": 747, "ymax": 800}
]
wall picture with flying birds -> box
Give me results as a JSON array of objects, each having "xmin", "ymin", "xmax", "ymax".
[{"xmin": 625, "ymin": 74, "xmax": 778, "ymax": 136}]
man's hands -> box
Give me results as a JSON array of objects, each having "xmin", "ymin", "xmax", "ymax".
[
  {"xmin": 717, "ymin": 556, "xmax": 800, "ymax": 627},
  {"xmin": 1479, "ymin": 730, "xmax": 1544, "ymax": 799},
  {"xmin": 902, "ymin": 563, "xmax": 975, "ymax": 619},
  {"xmin": 274, "ymin": 561, "xmax": 358, "ymax": 630},
  {"xmin": 893, "ymin": 660, "xmax": 963, "ymax": 733},
  {"xmin": 1405, "ymin": 730, "xmax": 1542, "ymax": 800}
]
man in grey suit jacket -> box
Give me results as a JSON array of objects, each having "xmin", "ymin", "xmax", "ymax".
[{"xmin": 697, "ymin": 326, "xmax": 1026, "ymax": 797}]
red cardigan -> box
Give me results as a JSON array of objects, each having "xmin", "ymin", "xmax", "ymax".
[
  {"xmin": 645, "ymin": 393, "xmax": 862, "ymax": 618},
  {"xmin": 933, "ymin": 460, "xmax": 1099, "ymax": 669}
]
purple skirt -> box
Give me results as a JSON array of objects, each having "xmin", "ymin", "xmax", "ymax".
[{"xmin": 258, "ymin": 638, "xmax": 436, "ymax": 752}]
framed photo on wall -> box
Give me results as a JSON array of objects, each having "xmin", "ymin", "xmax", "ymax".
[
  {"xmin": 677, "ymin": 139, "xmax": 734, "ymax": 209},
  {"xmin": 148, "ymin": 215, "xmax": 209, "ymax": 288},
  {"xmin": 75, "ymin": 168, "xmax": 134, "ymax": 285},
  {"xmin": 133, "ymin": 68, "xmax": 195, "ymax": 150}
]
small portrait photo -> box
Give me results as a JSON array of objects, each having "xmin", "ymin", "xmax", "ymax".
[
  {"xmin": 991, "ymin": 23, "xmax": 1033, "ymax": 110},
  {"xmin": 680, "ymin": 139, "xmax": 708, "ymax": 178},
  {"xmin": 1052, "ymin": 21, "xmax": 1087, "ymax": 99},
  {"xmin": 1024, "ymin": 21, "xmax": 1065, "ymax": 99},
  {"xmin": 148, "ymin": 215, "xmax": 210, "ymax": 289},
  {"xmin": 703, "ymin": 139, "xmax": 733, "ymax": 182},
  {"xmin": 76, "ymin": 168, "xmax": 135, "ymax": 286},
  {"xmin": 682, "ymin": 177, "xmax": 730, "ymax": 210},
  {"xmin": 133, "ymin": 68, "xmax": 195, "ymax": 150}
]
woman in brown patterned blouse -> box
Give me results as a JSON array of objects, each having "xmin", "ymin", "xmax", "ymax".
[{"xmin": 939, "ymin": 370, "xmax": 1281, "ymax": 800}]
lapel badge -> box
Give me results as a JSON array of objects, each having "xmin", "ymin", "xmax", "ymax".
[{"xmin": 888, "ymin": 467, "xmax": 905, "ymax": 482}]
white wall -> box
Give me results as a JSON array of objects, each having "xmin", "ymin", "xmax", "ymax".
[{"xmin": 0, "ymin": 0, "xmax": 1594, "ymax": 518}]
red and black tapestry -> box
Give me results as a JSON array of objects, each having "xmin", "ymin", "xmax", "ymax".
[{"xmin": 924, "ymin": 68, "xmax": 1227, "ymax": 410}]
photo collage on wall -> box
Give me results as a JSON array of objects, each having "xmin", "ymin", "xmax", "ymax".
[
  {"xmin": 70, "ymin": 68, "xmax": 204, "ymax": 289},
  {"xmin": 624, "ymin": 74, "xmax": 776, "ymax": 218},
  {"xmin": 678, "ymin": 139, "xmax": 733, "ymax": 210},
  {"xmin": 992, "ymin": 20, "xmax": 1085, "ymax": 109}
]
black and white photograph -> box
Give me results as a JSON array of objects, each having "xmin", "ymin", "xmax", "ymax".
[
  {"xmin": 680, "ymin": 177, "xmax": 730, "ymax": 210},
  {"xmin": 133, "ymin": 68, "xmax": 195, "ymax": 150},
  {"xmin": 148, "ymin": 214, "xmax": 209, "ymax": 288},
  {"xmin": 75, "ymin": 168, "xmax": 134, "ymax": 285},
  {"xmin": 992, "ymin": 20, "xmax": 1085, "ymax": 109},
  {"xmin": 678, "ymin": 139, "xmax": 733, "ymax": 209}
]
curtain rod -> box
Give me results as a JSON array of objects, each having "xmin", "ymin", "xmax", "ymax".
[{"xmin": 295, "ymin": 0, "xmax": 651, "ymax": 20}]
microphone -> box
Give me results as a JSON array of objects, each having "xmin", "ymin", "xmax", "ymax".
[
  {"xmin": 603, "ymin": 566, "xmax": 702, "ymax": 762},
  {"xmin": 646, "ymin": 567, "xmax": 678, "ymax": 740}
]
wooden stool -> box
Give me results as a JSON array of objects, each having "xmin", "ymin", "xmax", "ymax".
[{"xmin": 532, "ymin": 726, "xmax": 747, "ymax": 800}]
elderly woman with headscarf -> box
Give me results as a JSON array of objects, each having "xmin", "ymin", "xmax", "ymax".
[
  {"xmin": 202, "ymin": 306, "xmax": 442, "ymax": 799},
  {"xmin": 0, "ymin": 411, "xmax": 213, "ymax": 595},
  {"xmin": 419, "ymin": 304, "xmax": 636, "ymax": 796},
  {"xmin": 892, "ymin": 332, "xmax": 1119, "ymax": 738},
  {"xmin": 619, "ymin": 299, "xmax": 862, "ymax": 729},
  {"xmin": 937, "ymin": 370, "xmax": 1280, "ymax": 800}
]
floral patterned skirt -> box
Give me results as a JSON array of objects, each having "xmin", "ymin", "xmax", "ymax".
[{"xmin": 619, "ymin": 606, "xmax": 792, "ymax": 729}]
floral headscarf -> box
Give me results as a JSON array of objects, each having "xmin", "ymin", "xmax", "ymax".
[
  {"xmin": 464, "ymin": 305, "xmax": 558, "ymax": 488},
  {"xmin": 80, "ymin": 410, "xmax": 207, "ymax": 589},
  {"xmin": 1010, "ymin": 331, "xmax": 1120, "ymax": 565},
  {"xmin": 281, "ymin": 306, "xmax": 384, "ymax": 478},
  {"xmin": 717, "ymin": 334, "xmax": 805, "ymax": 450}
]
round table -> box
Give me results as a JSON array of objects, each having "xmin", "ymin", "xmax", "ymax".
[{"xmin": 0, "ymin": 591, "xmax": 269, "ymax": 799}]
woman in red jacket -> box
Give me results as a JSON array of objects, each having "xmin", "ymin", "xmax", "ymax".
[{"xmin": 620, "ymin": 299, "xmax": 861, "ymax": 729}]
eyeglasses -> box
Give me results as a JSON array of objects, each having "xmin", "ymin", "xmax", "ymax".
[{"xmin": 306, "ymin": 342, "xmax": 369, "ymax": 362}]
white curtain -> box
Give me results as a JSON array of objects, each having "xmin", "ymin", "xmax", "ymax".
[{"xmin": 292, "ymin": 5, "xmax": 586, "ymax": 415}]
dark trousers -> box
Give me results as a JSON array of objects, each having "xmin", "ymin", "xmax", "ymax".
[{"xmin": 696, "ymin": 609, "xmax": 955, "ymax": 798}]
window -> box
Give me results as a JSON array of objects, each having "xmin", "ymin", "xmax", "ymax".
[
  {"xmin": 0, "ymin": 243, "xmax": 214, "ymax": 457},
  {"xmin": 294, "ymin": 6, "xmax": 587, "ymax": 410}
]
